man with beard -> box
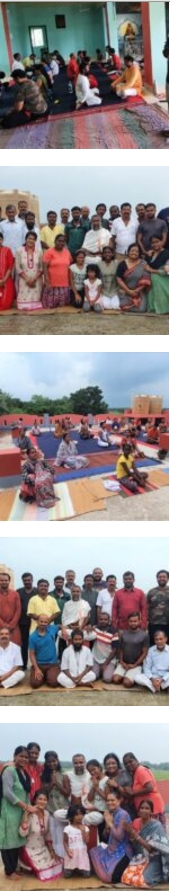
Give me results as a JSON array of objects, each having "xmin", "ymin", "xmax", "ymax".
[
  {"xmin": 108, "ymin": 205, "xmax": 120, "ymax": 231},
  {"xmin": 49, "ymin": 575, "xmax": 70, "ymax": 619},
  {"xmin": 64, "ymin": 569, "xmax": 76, "ymax": 595},
  {"xmin": 17, "ymin": 572, "xmax": 37, "ymax": 669},
  {"xmin": 0, "ymin": 570, "xmax": 21, "ymax": 645},
  {"xmin": 82, "ymin": 214, "xmax": 111, "ymax": 263},
  {"xmin": 110, "ymin": 203, "xmax": 138, "ymax": 260},
  {"xmin": 53, "ymin": 752, "xmax": 103, "ymax": 854},
  {"xmin": 112, "ymin": 571, "xmax": 147, "ymax": 632},
  {"xmin": 147, "ymin": 570, "xmax": 169, "ymax": 645},
  {"xmin": 92, "ymin": 568, "xmax": 106, "ymax": 591},
  {"xmin": 57, "ymin": 628, "xmax": 96, "ymax": 687},
  {"xmin": 92, "ymin": 611, "xmax": 119, "ymax": 682},
  {"xmin": 82, "ymin": 574, "xmax": 98, "ymax": 626},
  {"xmin": 137, "ymin": 203, "xmax": 167, "ymax": 257}
]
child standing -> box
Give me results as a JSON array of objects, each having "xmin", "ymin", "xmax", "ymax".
[
  {"xmin": 70, "ymin": 248, "xmax": 87, "ymax": 307},
  {"xmin": 84, "ymin": 264, "xmax": 103, "ymax": 312},
  {"xmin": 63, "ymin": 804, "xmax": 91, "ymax": 878}
]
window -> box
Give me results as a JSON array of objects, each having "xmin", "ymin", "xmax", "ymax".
[
  {"xmin": 55, "ymin": 15, "xmax": 66, "ymax": 28},
  {"xmin": 29, "ymin": 26, "xmax": 48, "ymax": 50}
]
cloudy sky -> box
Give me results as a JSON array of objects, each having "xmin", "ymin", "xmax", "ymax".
[
  {"xmin": 1, "ymin": 536, "xmax": 168, "ymax": 591},
  {"xmin": 0, "ymin": 723, "xmax": 168, "ymax": 762},
  {"xmin": 0, "ymin": 166, "xmax": 168, "ymax": 220},
  {"xmin": 0, "ymin": 352, "xmax": 169, "ymax": 407}
]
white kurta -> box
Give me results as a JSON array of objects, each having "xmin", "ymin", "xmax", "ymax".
[
  {"xmin": 57, "ymin": 643, "xmax": 95, "ymax": 687},
  {"xmin": 0, "ymin": 641, "xmax": 24, "ymax": 688},
  {"xmin": 76, "ymin": 73, "xmax": 102, "ymax": 107}
]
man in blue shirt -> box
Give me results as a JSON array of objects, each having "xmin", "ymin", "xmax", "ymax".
[{"xmin": 29, "ymin": 615, "xmax": 59, "ymax": 688}]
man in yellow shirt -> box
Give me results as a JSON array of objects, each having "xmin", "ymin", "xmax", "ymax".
[
  {"xmin": 41, "ymin": 211, "xmax": 64, "ymax": 249},
  {"xmin": 111, "ymin": 54, "xmax": 143, "ymax": 98},
  {"xmin": 27, "ymin": 578, "xmax": 60, "ymax": 633},
  {"xmin": 116, "ymin": 443, "xmax": 148, "ymax": 492}
]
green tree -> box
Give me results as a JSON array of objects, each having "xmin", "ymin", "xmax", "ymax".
[{"xmin": 70, "ymin": 386, "xmax": 108, "ymax": 415}]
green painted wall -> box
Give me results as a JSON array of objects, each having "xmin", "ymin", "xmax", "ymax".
[
  {"xmin": 7, "ymin": 3, "xmax": 105, "ymax": 61},
  {"xmin": 0, "ymin": 7, "xmax": 9, "ymax": 70},
  {"xmin": 149, "ymin": 1, "xmax": 167, "ymax": 91}
]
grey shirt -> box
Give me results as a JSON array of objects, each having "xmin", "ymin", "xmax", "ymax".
[
  {"xmin": 121, "ymin": 629, "xmax": 149, "ymax": 664},
  {"xmin": 137, "ymin": 219, "xmax": 167, "ymax": 251}
]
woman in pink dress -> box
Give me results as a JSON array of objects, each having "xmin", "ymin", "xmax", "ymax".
[
  {"xmin": 19, "ymin": 790, "xmax": 63, "ymax": 882},
  {"xmin": 63, "ymin": 805, "xmax": 91, "ymax": 878}
]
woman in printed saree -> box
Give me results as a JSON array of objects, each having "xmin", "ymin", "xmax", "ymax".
[
  {"xmin": 15, "ymin": 232, "xmax": 43, "ymax": 310},
  {"xmin": 90, "ymin": 790, "xmax": 133, "ymax": 883},
  {"xmin": 20, "ymin": 447, "xmax": 57, "ymax": 508},
  {"xmin": 0, "ymin": 230, "xmax": 15, "ymax": 310},
  {"xmin": 0, "ymin": 746, "xmax": 33, "ymax": 878},
  {"xmin": 121, "ymin": 799, "xmax": 169, "ymax": 887},
  {"xmin": 145, "ymin": 236, "xmax": 169, "ymax": 314},
  {"xmin": 19, "ymin": 789, "xmax": 63, "ymax": 881},
  {"xmin": 117, "ymin": 243, "xmax": 151, "ymax": 312}
]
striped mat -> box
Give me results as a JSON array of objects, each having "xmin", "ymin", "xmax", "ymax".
[{"xmin": 0, "ymin": 103, "xmax": 168, "ymax": 150}]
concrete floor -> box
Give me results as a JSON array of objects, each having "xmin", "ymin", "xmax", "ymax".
[
  {"xmin": 1, "ymin": 687, "xmax": 168, "ymax": 708},
  {"xmin": 73, "ymin": 486, "xmax": 169, "ymax": 522},
  {"xmin": 0, "ymin": 312, "xmax": 168, "ymax": 337}
]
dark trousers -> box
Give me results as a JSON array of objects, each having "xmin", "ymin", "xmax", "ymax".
[
  {"xmin": 149, "ymin": 622, "xmax": 169, "ymax": 645},
  {"xmin": 20, "ymin": 625, "xmax": 29, "ymax": 669},
  {"xmin": 1, "ymin": 848, "xmax": 19, "ymax": 876},
  {"xmin": 1, "ymin": 108, "xmax": 49, "ymax": 129},
  {"xmin": 112, "ymin": 854, "xmax": 130, "ymax": 883}
]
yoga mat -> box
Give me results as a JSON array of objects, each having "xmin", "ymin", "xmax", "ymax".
[
  {"xmin": 147, "ymin": 469, "xmax": 169, "ymax": 487},
  {"xmin": 0, "ymin": 868, "xmax": 109, "ymax": 890},
  {"xmin": 67, "ymin": 477, "xmax": 114, "ymax": 517},
  {"xmin": 0, "ymin": 679, "xmax": 104, "ymax": 697}
]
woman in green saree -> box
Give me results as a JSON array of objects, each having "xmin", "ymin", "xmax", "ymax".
[
  {"xmin": 145, "ymin": 237, "xmax": 169, "ymax": 314},
  {"xmin": 0, "ymin": 746, "xmax": 34, "ymax": 878}
]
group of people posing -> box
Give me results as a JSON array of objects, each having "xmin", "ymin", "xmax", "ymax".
[
  {"xmin": 0, "ymin": 198, "xmax": 168, "ymax": 314},
  {"xmin": 0, "ymin": 566, "xmax": 168, "ymax": 694},
  {"xmin": 0, "ymin": 744, "xmax": 168, "ymax": 885}
]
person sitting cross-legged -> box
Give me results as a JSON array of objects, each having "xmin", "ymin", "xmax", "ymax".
[
  {"xmin": 92, "ymin": 612, "xmax": 119, "ymax": 682},
  {"xmin": 0, "ymin": 626, "xmax": 25, "ymax": 689},
  {"xmin": 111, "ymin": 54, "xmax": 143, "ymax": 98},
  {"xmin": 116, "ymin": 443, "xmax": 148, "ymax": 492},
  {"xmin": 29, "ymin": 615, "xmax": 59, "ymax": 689},
  {"xmin": 135, "ymin": 629, "xmax": 169, "ymax": 693},
  {"xmin": 57, "ymin": 628, "xmax": 96, "ymax": 688},
  {"xmin": 112, "ymin": 612, "xmax": 149, "ymax": 688},
  {"xmin": 1, "ymin": 69, "xmax": 48, "ymax": 129},
  {"xmin": 55, "ymin": 432, "xmax": 89, "ymax": 469}
]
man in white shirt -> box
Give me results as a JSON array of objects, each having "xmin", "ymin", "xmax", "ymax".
[
  {"xmin": 111, "ymin": 203, "xmax": 138, "ymax": 259},
  {"xmin": 0, "ymin": 626, "xmax": 25, "ymax": 688},
  {"xmin": 97, "ymin": 575, "xmax": 117, "ymax": 620},
  {"xmin": 53, "ymin": 751, "xmax": 103, "ymax": 856},
  {"xmin": 11, "ymin": 53, "xmax": 25, "ymax": 73},
  {"xmin": 83, "ymin": 214, "xmax": 111, "ymax": 263},
  {"xmin": 57, "ymin": 628, "xmax": 96, "ymax": 687},
  {"xmin": 60, "ymin": 585, "xmax": 90, "ymax": 639},
  {"xmin": 1, "ymin": 204, "xmax": 24, "ymax": 255},
  {"xmin": 135, "ymin": 630, "xmax": 169, "ymax": 693}
]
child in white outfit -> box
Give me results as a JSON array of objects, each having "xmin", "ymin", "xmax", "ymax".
[
  {"xmin": 84, "ymin": 264, "xmax": 103, "ymax": 312},
  {"xmin": 63, "ymin": 804, "xmax": 91, "ymax": 878}
]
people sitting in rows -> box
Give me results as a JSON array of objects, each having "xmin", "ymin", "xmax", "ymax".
[
  {"xmin": 0, "ymin": 626, "xmax": 25, "ymax": 688},
  {"xmin": 79, "ymin": 419, "xmax": 93, "ymax": 439},
  {"xmin": 55, "ymin": 431, "xmax": 89, "ymax": 469},
  {"xmin": 116, "ymin": 443, "xmax": 148, "ymax": 492},
  {"xmin": 105, "ymin": 45, "xmax": 122, "ymax": 71},
  {"xmin": 111, "ymin": 54, "xmax": 143, "ymax": 98}
]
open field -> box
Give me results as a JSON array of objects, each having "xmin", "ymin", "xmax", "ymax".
[{"xmin": 0, "ymin": 312, "xmax": 168, "ymax": 337}]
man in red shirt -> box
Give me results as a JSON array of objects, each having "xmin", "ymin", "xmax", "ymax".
[
  {"xmin": 112, "ymin": 571, "xmax": 147, "ymax": 631},
  {"xmin": 67, "ymin": 53, "xmax": 79, "ymax": 85}
]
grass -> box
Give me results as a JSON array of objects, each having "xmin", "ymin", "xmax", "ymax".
[
  {"xmin": 153, "ymin": 769, "xmax": 169, "ymax": 779},
  {"xmin": 0, "ymin": 313, "xmax": 168, "ymax": 336}
]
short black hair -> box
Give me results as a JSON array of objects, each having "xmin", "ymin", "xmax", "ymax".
[
  {"xmin": 123, "ymin": 571, "xmax": 134, "ymax": 578},
  {"xmin": 67, "ymin": 804, "xmax": 85, "ymax": 822},
  {"xmin": 12, "ymin": 69, "xmax": 26, "ymax": 81},
  {"xmin": 128, "ymin": 612, "xmax": 140, "ymax": 619},
  {"xmin": 37, "ymin": 578, "xmax": 49, "ymax": 586},
  {"xmin": 25, "ymin": 231, "xmax": 37, "ymax": 241},
  {"xmin": 71, "ymin": 628, "xmax": 83, "ymax": 640},
  {"xmin": 106, "ymin": 574, "xmax": 116, "ymax": 581},
  {"xmin": 145, "ymin": 202, "xmax": 156, "ymax": 209},
  {"xmin": 47, "ymin": 210, "xmax": 57, "ymax": 216},
  {"xmin": 96, "ymin": 203, "xmax": 107, "ymax": 211},
  {"xmin": 71, "ymin": 206, "xmax": 81, "ymax": 212},
  {"xmin": 54, "ymin": 575, "xmax": 64, "ymax": 581},
  {"xmin": 121, "ymin": 202, "xmax": 131, "ymax": 210},
  {"xmin": 86, "ymin": 263, "xmax": 100, "ymax": 277},
  {"xmin": 157, "ymin": 570, "xmax": 169, "ymax": 578},
  {"xmin": 124, "ymin": 54, "xmax": 134, "ymax": 63},
  {"xmin": 22, "ymin": 572, "xmax": 33, "ymax": 579}
]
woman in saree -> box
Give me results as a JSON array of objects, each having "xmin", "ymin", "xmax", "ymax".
[
  {"xmin": 19, "ymin": 789, "xmax": 63, "ymax": 881},
  {"xmin": 0, "ymin": 230, "xmax": 15, "ymax": 310},
  {"xmin": 15, "ymin": 232, "xmax": 43, "ymax": 311},
  {"xmin": 90, "ymin": 791, "xmax": 133, "ymax": 884},
  {"xmin": 122, "ymin": 753, "xmax": 166, "ymax": 826},
  {"xmin": 0, "ymin": 746, "xmax": 34, "ymax": 878},
  {"xmin": 121, "ymin": 800, "xmax": 169, "ymax": 887},
  {"xmin": 145, "ymin": 236, "xmax": 169, "ymax": 314},
  {"xmin": 117, "ymin": 243, "xmax": 151, "ymax": 313},
  {"xmin": 41, "ymin": 751, "xmax": 69, "ymax": 857},
  {"xmin": 20, "ymin": 447, "xmax": 57, "ymax": 508}
]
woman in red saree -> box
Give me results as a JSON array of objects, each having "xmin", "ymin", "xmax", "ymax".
[
  {"xmin": 0, "ymin": 231, "xmax": 15, "ymax": 310},
  {"xmin": 116, "ymin": 244, "xmax": 151, "ymax": 313}
]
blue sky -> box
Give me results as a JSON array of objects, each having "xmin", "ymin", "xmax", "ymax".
[
  {"xmin": 0, "ymin": 352, "xmax": 169, "ymax": 407},
  {"xmin": 0, "ymin": 166, "xmax": 168, "ymax": 221}
]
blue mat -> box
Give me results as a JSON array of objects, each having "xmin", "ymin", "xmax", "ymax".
[
  {"xmin": 37, "ymin": 431, "xmax": 117, "ymax": 457},
  {"xmin": 163, "ymin": 467, "xmax": 169, "ymax": 474},
  {"xmin": 54, "ymin": 456, "xmax": 160, "ymax": 483}
]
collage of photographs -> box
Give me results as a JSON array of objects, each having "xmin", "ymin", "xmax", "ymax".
[{"xmin": 0, "ymin": 1, "xmax": 169, "ymax": 891}]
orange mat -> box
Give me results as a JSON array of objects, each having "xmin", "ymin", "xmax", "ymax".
[{"xmin": 148, "ymin": 469, "xmax": 169, "ymax": 487}]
